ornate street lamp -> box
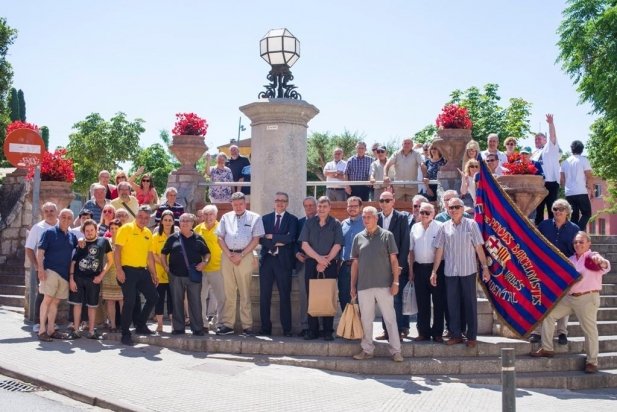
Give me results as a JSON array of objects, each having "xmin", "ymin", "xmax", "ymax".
[{"xmin": 258, "ymin": 28, "xmax": 301, "ymax": 100}]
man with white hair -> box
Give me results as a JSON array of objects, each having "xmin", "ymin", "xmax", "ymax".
[
  {"xmin": 83, "ymin": 184, "xmax": 110, "ymax": 223},
  {"xmin": 155, "ymin": 187, "xmax": 184, "ymax": 226},
  {"xmin": 90, "ymin": 170, "xmax": 116, "ymax": 200},
  {"xmin": 351, "ymin": 206, "xmax": 403, "ymax": 362},
  {"xmin": 384, "ymin": 138, "xmax": 424, "ymax": 201},
  {"xmin": 36, "ymin": 208, "xmax": 78, "ymax": 341},
  {"xmin": 481, "ymin": 133, "xmax": 507, "ymax": 167},
  {"xmin": 225, "ymin": 145, "xmax": 251, "ymax": 193},
  {"xmin": 324, "ymin": 147, "xmax": 348, "ymax": 201}
]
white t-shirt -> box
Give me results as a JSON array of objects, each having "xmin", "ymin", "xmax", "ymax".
[
  {"xmin": 24, "ymin": 220, "xmax": 56, "ymax": 268},
  {"xmin": 531, "ymin": 139, "xmax": 560, "ymax": 182},
  {"xmin": 409, "ymin": 220, "xmax": 443, "ymax": 264},
  {"xmin": 323, "ymin": 159, "xmax": 347, "ymax": 189},
  {"xmin": 560, "ymin": 154, "xmax": 592, "ymax": 196}
]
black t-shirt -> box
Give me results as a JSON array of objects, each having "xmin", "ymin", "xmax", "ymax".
[
  {"xmin": 226, "ymin": 155, "xmax": 250, "ymax": 182},
  {"xmin": 72, "ymin": 237, "xmax": 112, "ymax": 278},
  {"xmin": 161, "ymin": 232, "xmax": 210, "ymax": 277}
]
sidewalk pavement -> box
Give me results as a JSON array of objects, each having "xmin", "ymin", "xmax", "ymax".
[{"xmin": 0, "ymin": 308, "xmax": 615, "ymax": 412}]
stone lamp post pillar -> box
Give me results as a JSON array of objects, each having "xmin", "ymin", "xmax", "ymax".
[{"xmin": 240, "ymin": 99, "xmax": 318, "ymax": 216}]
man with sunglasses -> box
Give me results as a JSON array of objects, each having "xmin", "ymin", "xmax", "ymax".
[
  {"xmin": 485, "ymin": 153, "xmax": 504, "ymax": 176},
  {"xmin": 432, "ymin": 198, "xmax": 491, "ymax": 348},
  {"xmin": 374, "ymin": 191, "xmax": 411, "ymax": 340},
  {"xmin": 369, "ymin": 146, "xmax": 393, "ymax": 199},
  {"xmin": 323, "ymin": 147, "xmax": 348, "ymax": 201},
  {"xmin": 528, "ymin": 199, "xmax": 580, "ymax": 344}
]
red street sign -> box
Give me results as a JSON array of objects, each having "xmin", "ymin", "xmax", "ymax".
[{"xmin": 3, "ymin": 128, "xmax": 45, "ymax": 168}]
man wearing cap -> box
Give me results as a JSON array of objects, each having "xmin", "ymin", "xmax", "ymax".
[
  {"xmin": 324, "ymin": 147, "xmax": 348, "ymax": 201},
  {"xmin": 532, "ymin": 114, "xmax": 561, "ymax": 225},
  {"xmin": 82, "ymin": 184, "xmax": 110, "ymax": 223},
  {"xmin": 369, "ymin": 146, "xmax": 394, "ymax": 200},
  {"xmin": 516, "ymin": 147, "xmax": 544, "ymax": 176}
]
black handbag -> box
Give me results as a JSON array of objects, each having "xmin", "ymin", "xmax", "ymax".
[{"xmin": 178, "ymin": 234, "xmax": 202, "ymax": 283}]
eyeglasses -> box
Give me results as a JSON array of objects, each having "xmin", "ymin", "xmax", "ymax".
[
  {"xmin": 506, "ymin": 143, "xmax": 515, "ymax": 146},
  {"xmin": 274, "ymin": 199, "xmax": 288, "ymax": 203},
  {"xmin": 469, "ymin": 165, "xmax": 479, "ymax": 169},
  {"xmin": 448, "ymin": 205, "xmax": 463, "ymax": 210},
  {"xmin": 552, "ymin": 207, "xmax": 566, "ymax": 212},
  {"xmin": 103, "ymin": 210, "xmax": 114, "ymax": 214},
  {"xmin": 419, "ymin": 211, "xmax": 431, "ymax": 216},
  {"xmin": 347, "ymin": 204, "xmax": 360, "ymax": 208},
  {"xmin": 376, "ymin": 150, "xmax": 385, "ymax": 154},
  {"xmin": 379, "ymin": 199, "xmax": 393, "ymax": 203}
]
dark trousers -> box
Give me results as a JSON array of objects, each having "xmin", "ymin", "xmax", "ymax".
[
  {"xmin": 305, "ymin": 258, "xmax": 338, "ymax": 336},
  {"xmin": 381, "ymin": 266, "xmax": 410, "ymax": 332},
  {"xmin": 119, "ymin": 267, "xmax": 159, "ymax": 336},
  {"xmin": 155, "ymin": 283, "xmax": 173, "ymax": 316},
  {"xmin": 534, "ymin": 181, "xmax": 560, "ymax": 225},
  {"xmin": 170, "ymin": 274, "xmax": 203, "ymax": 333},
  {"xmin": 444, "ymin": 276, "xmax": 466, "ymax": 334},
  {"xmin": 337, "ymin": 262, "xmax": 351, "ymax": 312},
  {"xmin": 414, "ymin": 262, "xmax": 445, "ymax": 338},
  {"xmin": 350, "ymin": 185, "xmax": 371, "ymax": 201},
  {"xmin": 259, "ymin": 255, "xmax": 292, "ymax": 333},
  {"xmin": 445, "ymin": 274, "xmax": 478, "ymax": 340},
  {"xmin": 566, "ymin": 194, "xmax": 592, "ymax": 231}
]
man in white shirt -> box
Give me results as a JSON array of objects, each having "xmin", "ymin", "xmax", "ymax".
[
  {"xmin": 561, "ymin": 140, "xmax": 593, "ymax": 230},
  {"xmin": 323, "ymin": 147, "xmax": 348, "ymax": 201},
  {"xmin": 409, "ymin": 202, "xmax": 445, "ymax": 342},
  {"xmin": 532, "ymin": 114, "xmax": 561, "ymax": 225},
  {"xmin": 481, "ymin": 133, "xmax": 507, "ymax": 167},
  {"xmin": 25, "ymin": 202, "xmax": 58, "ymax": 333}
]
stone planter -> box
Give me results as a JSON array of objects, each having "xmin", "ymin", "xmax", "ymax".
[
  {"xmin": 39, "ymin": 181, "xmax": 75, "ymax": 210},
  {"xmin": 496, "ymin": 174, "xmax": 548, "ymax": 217},
  {"xmin": 431, "ymin": 128, "xmax": 472, "ymax": 191},
  {"xmin": 169, "ymin": 135, "xmax": 208, "ymax": 172}
]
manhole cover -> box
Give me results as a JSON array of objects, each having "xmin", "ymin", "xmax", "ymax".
[{"xmin": 0, "ymin": 379, "xmax": 40, "ymax": 392}]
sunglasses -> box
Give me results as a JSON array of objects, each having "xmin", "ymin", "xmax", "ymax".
[
  {"xmin": 552, "ymin": 207, "xmax": 566, "ymax": 212},
  {"xmin": 103, "ymin": 209, "xmax": 114, "ymax": 214},
  {"xmin": 274, "ymin": 199, "xmax": 288, "ymax": 203},
  {"xmin": 448, "ymin": 205, "xmax": 463, "ymax": 210},
  {"xmin": 486, "ymin": 159, "xmax": 497, "ymax": 163},
  {"xmin": 379, "ymin": 199, "xmax": 393, "ymax": 203},
  {"xmin": 413, "ymin": 204, "xmax": 421, "ymax": 209},
  {"xmin": 469, "ymin": 165, "xmax": 479, "ymax": 169},
  {"xmin": 506, "ymin": 143, "xmax": 515, "ymax": 146},
  {"xmin": 419, "ymin": 211, "xmax": 431, "ymax": 216},
  {"xmin": 142, "ymin": 179, "xmax": 150, "ymax": 182},
  {"xmin": 376, "ymin": 150, "xmax": 385, "ymax": 154}
]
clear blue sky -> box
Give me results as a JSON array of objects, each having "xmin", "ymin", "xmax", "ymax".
[{"xmin": 3, "ymin": 0, "xmax": 594, "ymax": 155}]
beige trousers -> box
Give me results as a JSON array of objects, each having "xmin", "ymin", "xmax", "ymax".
[
  {"xmin": 541, "ymin": 293, "xmax": 600, "ymax": 365},
  {"xmin": 357, "ymin": 287, "xmax": 401, "ymax": 355},
  {"xmin": 393, "ymin": 186, "xmax": 418, "ymax": 202},
  {"xmin": 201, "ymin": 270, "xmax": 225, "ymax": 329},
  {"xmin": 221, "ymin": 254, "xmax": 254, "ymax": 330}
]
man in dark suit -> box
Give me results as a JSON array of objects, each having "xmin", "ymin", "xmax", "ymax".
[
  {"xmin": 295, "ymin": 197, "xmax": 317, "ymax": 336},
  {"xmin": 375, "ymin": 190, "xmax": 411, "ymax": 340},
  {"xmin": 258, "ymin": 192, "xmax": 299, "ymax": 336}
]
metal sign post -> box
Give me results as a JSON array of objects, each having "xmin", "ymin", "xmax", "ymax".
[{"xmin": 27, "ymin": 165, "xmax": 41, "ymax": 322}]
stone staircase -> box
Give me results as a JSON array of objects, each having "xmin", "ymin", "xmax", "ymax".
[
  {"xmin": 103, "ymin": 235, "xmax": 617, "ymax": 389},
  {"xmin": 0, "ymin": 258, "xmax": 25, "ymax": 315}
]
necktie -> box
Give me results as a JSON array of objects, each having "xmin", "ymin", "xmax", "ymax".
[{"xmin": 274, "ymin": 214, "xmax": 281, "ymax": 233}]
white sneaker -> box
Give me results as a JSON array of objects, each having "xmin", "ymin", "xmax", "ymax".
[{"xmin": 32, "ymin": 324, "xmax": 40, "ymax": 333}]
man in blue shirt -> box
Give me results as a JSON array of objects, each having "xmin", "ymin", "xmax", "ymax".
[
  {"xmin": 36, "ymin": 209, "xmax": 77, "ymax": 342},
  {"xmin": 339, "ymin": 196, "xmax": 364, "ymax": 311}
]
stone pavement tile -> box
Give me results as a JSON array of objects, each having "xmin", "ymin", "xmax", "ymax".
[{"xmin": 0, "ymin": 309, "xmax": 615, "ymax": 412}]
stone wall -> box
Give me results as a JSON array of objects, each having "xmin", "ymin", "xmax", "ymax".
[{"xmin": 0, "ymin": 168, "xmax": 31, "ymax": 267}]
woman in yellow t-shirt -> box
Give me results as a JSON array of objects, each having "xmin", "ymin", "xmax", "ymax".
[{"xmin": 149, "ymin": 210, "xmax": 176, "ymax": 332}]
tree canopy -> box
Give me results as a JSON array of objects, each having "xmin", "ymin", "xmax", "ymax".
[
  {"xmin": 129, "ymin": 138, "xmax": 179, "ymax": 196},
  {"xmin": 0, "ymin": 18, "xmax": 17, "ymax": 165},
  {"xmin": 66, "ymin": 112, "xmax": 145, "ymax": 194}
]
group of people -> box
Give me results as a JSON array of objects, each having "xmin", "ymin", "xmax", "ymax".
[{"xmin": 26, "ymin": 114, "xmax": 609, "ymax": 372}]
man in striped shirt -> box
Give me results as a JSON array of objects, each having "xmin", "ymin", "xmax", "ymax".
[{"xmin": 431, "ymin": 197, "xmax": 491, "ymax": 348}]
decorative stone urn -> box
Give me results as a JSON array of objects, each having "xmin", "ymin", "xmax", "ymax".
[
  {"xmin": 168, "ymin": 135, "xmax": 208, "ymax": 172},
  {"xmin": 39, "ymin": 181, "xmax": 75, "ymax": 209},
  {"xmin": 496, "ymin": 175, "xmax": 548, "ymax": 217},
  {"xmin": 431, "ymin": 128, "xmax": 472, "ymax": 191},
  {"xmin": 166, "ymin": 135, "xmax": 208, "ymax": 212}
]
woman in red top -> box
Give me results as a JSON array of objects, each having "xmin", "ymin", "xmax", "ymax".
[{"xmin": 129, "ymin": 171, "xmax": 159, "ymax": 207}]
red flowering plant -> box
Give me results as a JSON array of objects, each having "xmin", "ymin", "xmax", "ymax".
[
  {"xmin": 6, "ymin": 120, "xmax": 39, "ymax": 135},
  {"xmin": 435, "ymin": 104, "xmax": 473, "ymax": 129},
  {"xmin": 502, "ymin": 153, "xmax": 538, "ymax": 175},
  {"xmin": 27, "ymin": 148, "xmax": 75, "ymax": 183},
  {"xmin": 172, "ymin": 112, "xmax": 209, "ymax": 136}
]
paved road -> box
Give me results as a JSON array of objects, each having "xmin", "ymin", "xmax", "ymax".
[{"xmin": 0, "ymin": 309, "xmax": 615, "ymax": 412}]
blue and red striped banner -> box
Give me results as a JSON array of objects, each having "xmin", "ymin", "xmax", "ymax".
[{"xmin": 474, "ymin": 159, "xmax": 580, "ymax": 337}]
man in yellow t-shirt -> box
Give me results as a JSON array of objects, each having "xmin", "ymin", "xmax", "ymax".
[
  {"xmin": 114, "ymin": 205, "xmax": 159, "ymax": 345},
  {"xmin": 194, "ymin": 204, "xmax": 225, "ymax": 331}
]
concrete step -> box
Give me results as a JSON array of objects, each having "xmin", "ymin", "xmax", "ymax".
[
  {"xmin": 603, "ymin": 284, "xmax": 617, "ymax": 294},
  {"xmin": 565, "ymin": 336, "xmax": 617, "ymax": 353},
  {"xmin": 571, "ymin": 307, "xmax": 617, "ymax": 321},
  {"xmin": 0, "ymin": 294, "xmax": 24, "ymax": 307},
  {"xmin": 591, "ymin": 244, "xmax": 617, "ymax": 253},
  {"xmin": 600, "ymin": 295, "xmax": 617, "ymax": 306},
  {"xmin": 0, "ymin": 304, "xmax": 24, "ymax": 314},
  {"xmin": 0, "ymin": 284, "xmax": 25, "ymax": 295},
  {"xmin": 603, "ymin": 274, "xmax": 617, "ymax": 283},
  {"xmin": 448, "ymin": 369, "xmax": 617, "ymax": 389},
  {"xmin": 591, "ymin": 236, "xmax": 617, "ymax": 244},
  {"xmin": 0, "ymin": 264, "xmax": 25, "ymax": 277},
  {"xmin": 568, "ymin": 321, "xmax": 617, "ymax": 337},
  {"xmin": 202, "ymin": 351, "xmax": 617, "ymax": 376},
  {"xmin": 0, "ymin": 274, "xmax": 25, "ymax": 286}
]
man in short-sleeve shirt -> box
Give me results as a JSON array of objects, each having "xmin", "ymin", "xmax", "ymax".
[{"xmin": 561, "ymin": 140, "xmax": 593, "ymax": 230}]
